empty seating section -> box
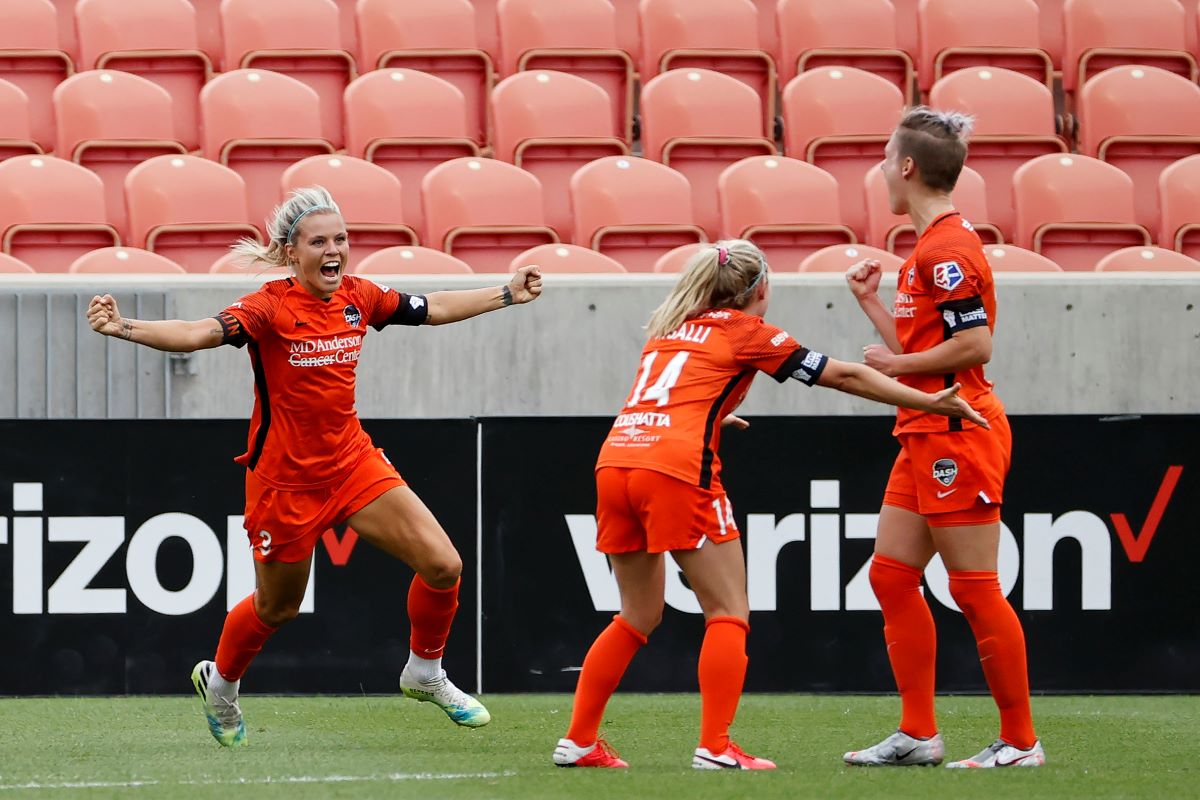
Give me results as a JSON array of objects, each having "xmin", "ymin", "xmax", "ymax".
[
  {"xmin": 68, "ymin": 246, "xmax": 187, "ymax": 273},
  {"xmin": 798, "ymin": 243, "xmax": 904, "ymax": 272},
  {"xmin": 0, "ymin": 0, "xmax": 1196, "ymax": 274}
]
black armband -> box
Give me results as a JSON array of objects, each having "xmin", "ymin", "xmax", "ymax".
[
  {"xmin": 773, "ymin": 346, "xmax": 829, "ymax": 386},
  {"xmin": 937, "ymin": 296, "xmax": 989, "ymax": 332},
  {"xmin": 372, "ymin": 293, "xmax": 429, "ymax": 330},
  {"xmin": 215, "ymin": 311, "xmax": 248, "ymax": 348}
]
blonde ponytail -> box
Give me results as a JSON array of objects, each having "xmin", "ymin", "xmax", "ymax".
[{"xmin": 645, "ymin": 239, "xmax": 768, "ymax": 338}]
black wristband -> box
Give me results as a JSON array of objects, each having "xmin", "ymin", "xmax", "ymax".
[{"xmin": 501, "ymin": 285, "xmax": 513, "ymax": 306}]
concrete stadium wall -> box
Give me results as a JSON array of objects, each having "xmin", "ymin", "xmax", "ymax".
[{"xmin": 1, "ymin": 272, "xmax": 1197, "ymax": 418}]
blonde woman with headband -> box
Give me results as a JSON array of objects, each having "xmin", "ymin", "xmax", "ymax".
[
  {"xmin": 843, "ymin": 107, "xmax": 1043, "ymax": 769},
  {"xmin": 554, "ymin": 238, "xmax": 990, "ymax": 771},
  {"xmin": 85, "ymin": 186, "xmax": 543, "ymax": 747}
]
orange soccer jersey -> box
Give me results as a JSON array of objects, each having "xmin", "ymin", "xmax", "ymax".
[
  {"xmin": 215, "ymin": 275, "xmax": 429, "ymax": 490},
  {"xmin": 892, "ymin": 211, "xmax": 1004, "ymax": 434},
  {"xmin": 596, "ymin": 309, "xmax": 829, "ymax": 490}
]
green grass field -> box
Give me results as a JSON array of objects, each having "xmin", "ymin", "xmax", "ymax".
[{"xmin": 1, "ymin": 694, "xmax": 1194, "ymax": 799}]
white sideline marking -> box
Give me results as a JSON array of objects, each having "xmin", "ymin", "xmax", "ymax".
[{"xmin": 0, "ymin": 771, "xmax": 516, "ymax": 791}]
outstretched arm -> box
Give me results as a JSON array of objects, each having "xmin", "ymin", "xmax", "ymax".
[
  {"xmin": 864, "ymin": 325, "xmax": 992, "ymax": 378},
  {"xmin": 816, "ymin": 358, "xmax": 989, "ymax": 428},
  {"xmin": 86, "ymin": 294, "xmax": 224, "ymax": 353},
  {"xmin": 425, "ymin": 266, "xmax": 543, "ymax": 326},
  {"xmin": 845, "ymin": 259, "xmax": 902, "ymax": 354}
]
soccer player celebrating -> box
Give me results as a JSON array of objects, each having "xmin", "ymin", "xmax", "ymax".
[
  {"xmin": 85, "ymin": 187, "xmax": 542, "ymax": 746},
  {"xmin": 841, "ymin": 108, "xmax": 1044, "ymax": 768},
  {"xmin": 553, "ymin": 239, "xmax": 990, "ymax": 770}
]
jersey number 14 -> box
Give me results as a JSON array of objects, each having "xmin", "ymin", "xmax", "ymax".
[{"xmin": 627, "ymin": 351, "xmax": 690, "ymax": 407}]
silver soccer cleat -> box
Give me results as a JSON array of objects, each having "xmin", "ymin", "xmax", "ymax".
[{"xmin": 844, "ymin": 730, "xmax": 945, "ymax": 766}]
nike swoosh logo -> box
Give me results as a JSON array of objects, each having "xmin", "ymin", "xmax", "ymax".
[
  {"xmin": 894, "ymin": 746, "xmax": 918, "ymax": 760},
  {"xmin": 695, "ymin": 754, "xmax": 737, "ymax": 768},
  {"xmin": 998, "ymin": 753, "xmax": 1035, "ymax": 766},
  {"xmin": 937, "ymin": 489, "xmax": 957, "ymax": 498}
]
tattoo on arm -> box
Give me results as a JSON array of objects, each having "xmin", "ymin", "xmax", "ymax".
[
  {"xmin": 501, "ymin": 285, "xmax": 513, "ymax": 306},
  {"xmin": 120, "ymin": 320, "xmax": 133, "ymax": 341}
]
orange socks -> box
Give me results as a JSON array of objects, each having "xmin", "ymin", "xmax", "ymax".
[
  {"xmin": 565, "ymin": 615, "xmax": 647, "ymax": 747},
  {"xmin": 949, "ymin": 570, "xmax": 1038, "ymax": 749},
  {"xmin": 870, "ymin": 555, "xmax": 938, "ymax": 739},
  {"xmin": 215, "ymin": 593, "xmax": 277, "ymax": 681},
  {"xmin": 698, "ymin": 616, "xmax": 750, "ymax": 753},
  {"xmin": 408, "ymin": 575, "xmax": 460, "ymax": 660}
]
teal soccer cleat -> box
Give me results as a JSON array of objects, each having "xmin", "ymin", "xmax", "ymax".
[
  {"xmin": 191, "ymin": 660, "xmax": 247, "ymax": 747},
  {"xmin": 399, "ymin": 667, "xmax": 491, "ymax": 728}
]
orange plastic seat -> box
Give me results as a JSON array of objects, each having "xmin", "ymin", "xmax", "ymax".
[
  {"xmin": 777, "ymin": 0, "xmax": 913, "ymax": 101},
  {"xmin": 0, "ymin": 0, "xmax": 74, "ymax": 151},
  {"xmin": 353, "ymin": 245, "xmax": 473, "ymax": 275},
  {"xmin": 68, "ymin": 246, "xmax": 186, "ymax": 273},
  {"xmin": 0, "ymin": 78, "xmax": 42, "ymax": 160},
  {"xmin": 717, "ymin": 155, "xmax": 855, "ymax": 269},
  {"xmin": 570, "ymin": 155, "xmax": 707, "ymax": 272},
  {"xmin": 281, "ymin": 155, "xmax": 417, "ymax": 270},
  {"xmin": 357, "ymin": 0, "xmax": 493, "ymax": 148},
  {"xmin": 797, "ymin": 243, "xmax": 904, "ymax": 272},
  {"xmin": 220, "ymin": 0, "xmax": 354, "ymax": 149},
  {"xmin": 918, "ymin": 0, "xmax": 1051, "ymax": 93},
  {"xmin": 421, "ymin": 157, "xmax": 558, "ymax": 272},
  {"xmin": 343, "ymin": 70, "xmax": 480, "ymax": 236},
  {"xmin": 1159, "ymin": 154, "xmax": 1200, "ymax": 259},
  {"xmin": 0, "ymin": 155, "xmax": 120, "ymax": 272},
  {"xmin": 1013, "ymin": 154, "xmax": 1151, "ymax": 270},
  {"xmin": 1076, "ymin": 66, "xmax": 1200, "ymax": 235},
  {"xmin": 209, "ymin": 250, "xmax": 283, "ymax": 280},
  {"xmin": 1094, "ymin": 245, "xmax": 1200, "ymax": 272},
  {"xmin": 781, "ymin": 66, "xmax": 904, "ymax": 239},
  {"xmin": 982, "ymin": 243, "xmax": 1063, "ymax": 271},
  {"xmin": 929, "ymin": 67, "xmax": 1067, "ymax": 238},
  {"xmin": 0, "ymin": 252, "xmax": 35, "ymax": 273},
  {"xmin": 1062, "ymin": 0, "xmax": 1197, "ymax": 92},
  {"xmin": 510, "ymin": 242, "xmax": 627, "ymax": 273},
  {"xmin": 497, "ymin": 0, "xmax": 636, "ymax": 145},
  {"xmin": 642, "ymin": 68, "xmax": 776, "ymax": 238},
  {"xmin": 864, "ymin": 163, "xmax": 1002, "ymax": 258},
  {"xmin": 200, "ymin": 70, "xmax": 335, "ymax": 235},
  {"xmin": 639, "ymin": 0, "xmax": 776, "ymax": 135},
  {"xmin": 652, "ymin": 242, "xmax": 709, "ymax": 273},
  {"xmin": 125, "ymin": 155, "xmax": 261, "ymax": 273},
  {"xmin": 53, "ymin": 71, "xmax": 185, "ymax": 239},
  {"xmin": 491, "ymin": 70, "xmax": 627, "ymax": 240},
  {"xmin": 75, "ymin": 0, "xmax": 212, "ymax": 150}
]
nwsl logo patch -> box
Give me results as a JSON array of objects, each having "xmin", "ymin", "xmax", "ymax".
[
  {"xmin": 343, "ymin": 304, "xmax": 362, "ymax": 328},
  {"xmin": 933, "ymin": 261, "xmax": 964, "ymax": 291}
]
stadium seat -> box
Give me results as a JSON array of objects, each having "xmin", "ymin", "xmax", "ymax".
[
  {"xmin": 1013, "ymin": 154, "xmax": 1151, "ymax": 270},
  {"xmin": 75, "ymin": 0, "xmax": 212, "ymax": 150},
  {"xmin": 639, "ymin": 0, "xmax": 776, "ymax": 135},
  {"xmin": 421, "ymin": 157, "xmax": 558, "ymax": 272},
  {"xmin": 510, "ymin": 242, "xmax": 627, "ymax": 273},
  {"xmin": 1094, "ymin": 245, "xmax": 1200, "ymax": 271},
  {"xmin": 353, "ymin": 245, "xmax": 474, "ymax": 274},
  {"xmin": 652, "ymin": 242, "xmax": 709, "ymax": 273},
  {"xmin": 776, "ymin": 0, "xmax": 913, "ymax": 102},
  {"xmin": 781, "ymin": 67, "xmax": 904, "ymax": 239},
  {"xmin": 1159, "ymin": 154, "xmax": 1200, "ymax": 259},
  {"xmin": 209, "ymin": 250, "xmax": 283, "ymax": 280},
  {"xmin": 0, "ymin": 0, "xmax": 74, "ymax": 151},
  {"xmin": 0, "ymin": 252, "xmax": 35, "ymax": 273},
  {"xmin": 570, "ymin": 155, "xmax": 706, "ymax": 272},
  {"xmin": 343, "ymin": 70, "xmax": 480, "ymax": 237},
  {"xmin": 717, "ymin": 155, "xmax": 855, "ymax": 269},
  {"xmin": 1076, "ymin": 66, "xmax": 1200, "ymax": 235},
  {"xmin": 53, "ymin": 71, "xmax": 185, "ymax": 239},
  {"xmin": 68, "ymin": 246, "xmax": 186, "ymax": 274},
  {"xmin": 0, "ymin": 78, "xmax": 42, "ymax": 160},
  {"xmin": 492, "ymin": 70, "xmax": 627, "ymax": 240},
  {"xmin": 496, "ymin": 0, "xmax": 636, "ymax": 145},
  {"xmin": 1062, "ymin": 0, "xmax": 1197, "ymax": 92},
  {"xmin": 797, "ymin": 243, "xmax": 904, "ymax": 272},
  {"xmin": 1033, "ymin": 0, "xmax": 1065, "ymax": 69},
  {"xmin": 983, "ymin": 243, "xmax": 1063, "ymax": 271},
  {"xmin": 864, "ymin": 163, "xmax": 1002, "ymax": 258},
  {"xmin": 0, "ymin": 155, "xmax": 119, "ymax": 272},
  {"xmin": 641, "ymin": 69, "xmax": 776, "ymax": 239},
  {"xmin": 220, "ymin": 0, "xmax": 355, "ymax": 149},
  {"xmin": 200, "ymin": 70, "xmax": 335, "ymax": 235},
  {"xmin": 929, "ymin": 67, "xmax": 1067, "ymax": 238},
  {"xmin": 917, "ymin": 0, "xmax": 1051, "ymax": 93},
  {"xmin": 357, "ymin": 0, "xmax": 493, "ymax": 148},
  {"xmin": 281, "ymin": 155, "xmax": 417, "ymax": 269}
]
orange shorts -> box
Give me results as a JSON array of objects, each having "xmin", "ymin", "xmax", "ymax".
[
  {"xmin": 243, "ymin": 448, "xmax": 405, "ymax": 563},
  {"xmin": 883, "ymin": 414, "xmax": 1011, "ymax": 527},
  {"xmin": 595, "ymin": 466, "xmax": 739, "ymax": 554}
]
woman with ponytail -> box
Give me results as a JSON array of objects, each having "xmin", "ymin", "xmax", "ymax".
[{"xmin": 554, "ymin": 238, "xmax": 989, "ymax": 771}]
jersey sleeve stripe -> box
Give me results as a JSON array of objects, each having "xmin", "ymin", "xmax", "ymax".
[
  {"xmin": 246, "ymin": 341, "xmax": 273, "ymax": 471},
  {"xmin": 698, "ymin": 371, "xmax": 750, "ymax": 490}
]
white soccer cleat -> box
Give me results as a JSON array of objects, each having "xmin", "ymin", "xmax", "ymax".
[
  {"xmin": 553, "ymin": 737, "xmax": 629, "ymax": 768},
  {"xmin": 190, "ymin": 660, "xmax": 246, "ymax": 748},
  {"xmin": 399, "ymin": 667, "xmax": 491, "ymax": 728},
  {"xmin": 946, "ymin": 739, "xmax": 1046, "ymax": 768},
  {"xmin": 844, "ymin": 730, "xmax": 944, "ymax": 766},
  {"xmin": 692, "ymin": 742, "xmax": 777, "ymax": 770}
]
